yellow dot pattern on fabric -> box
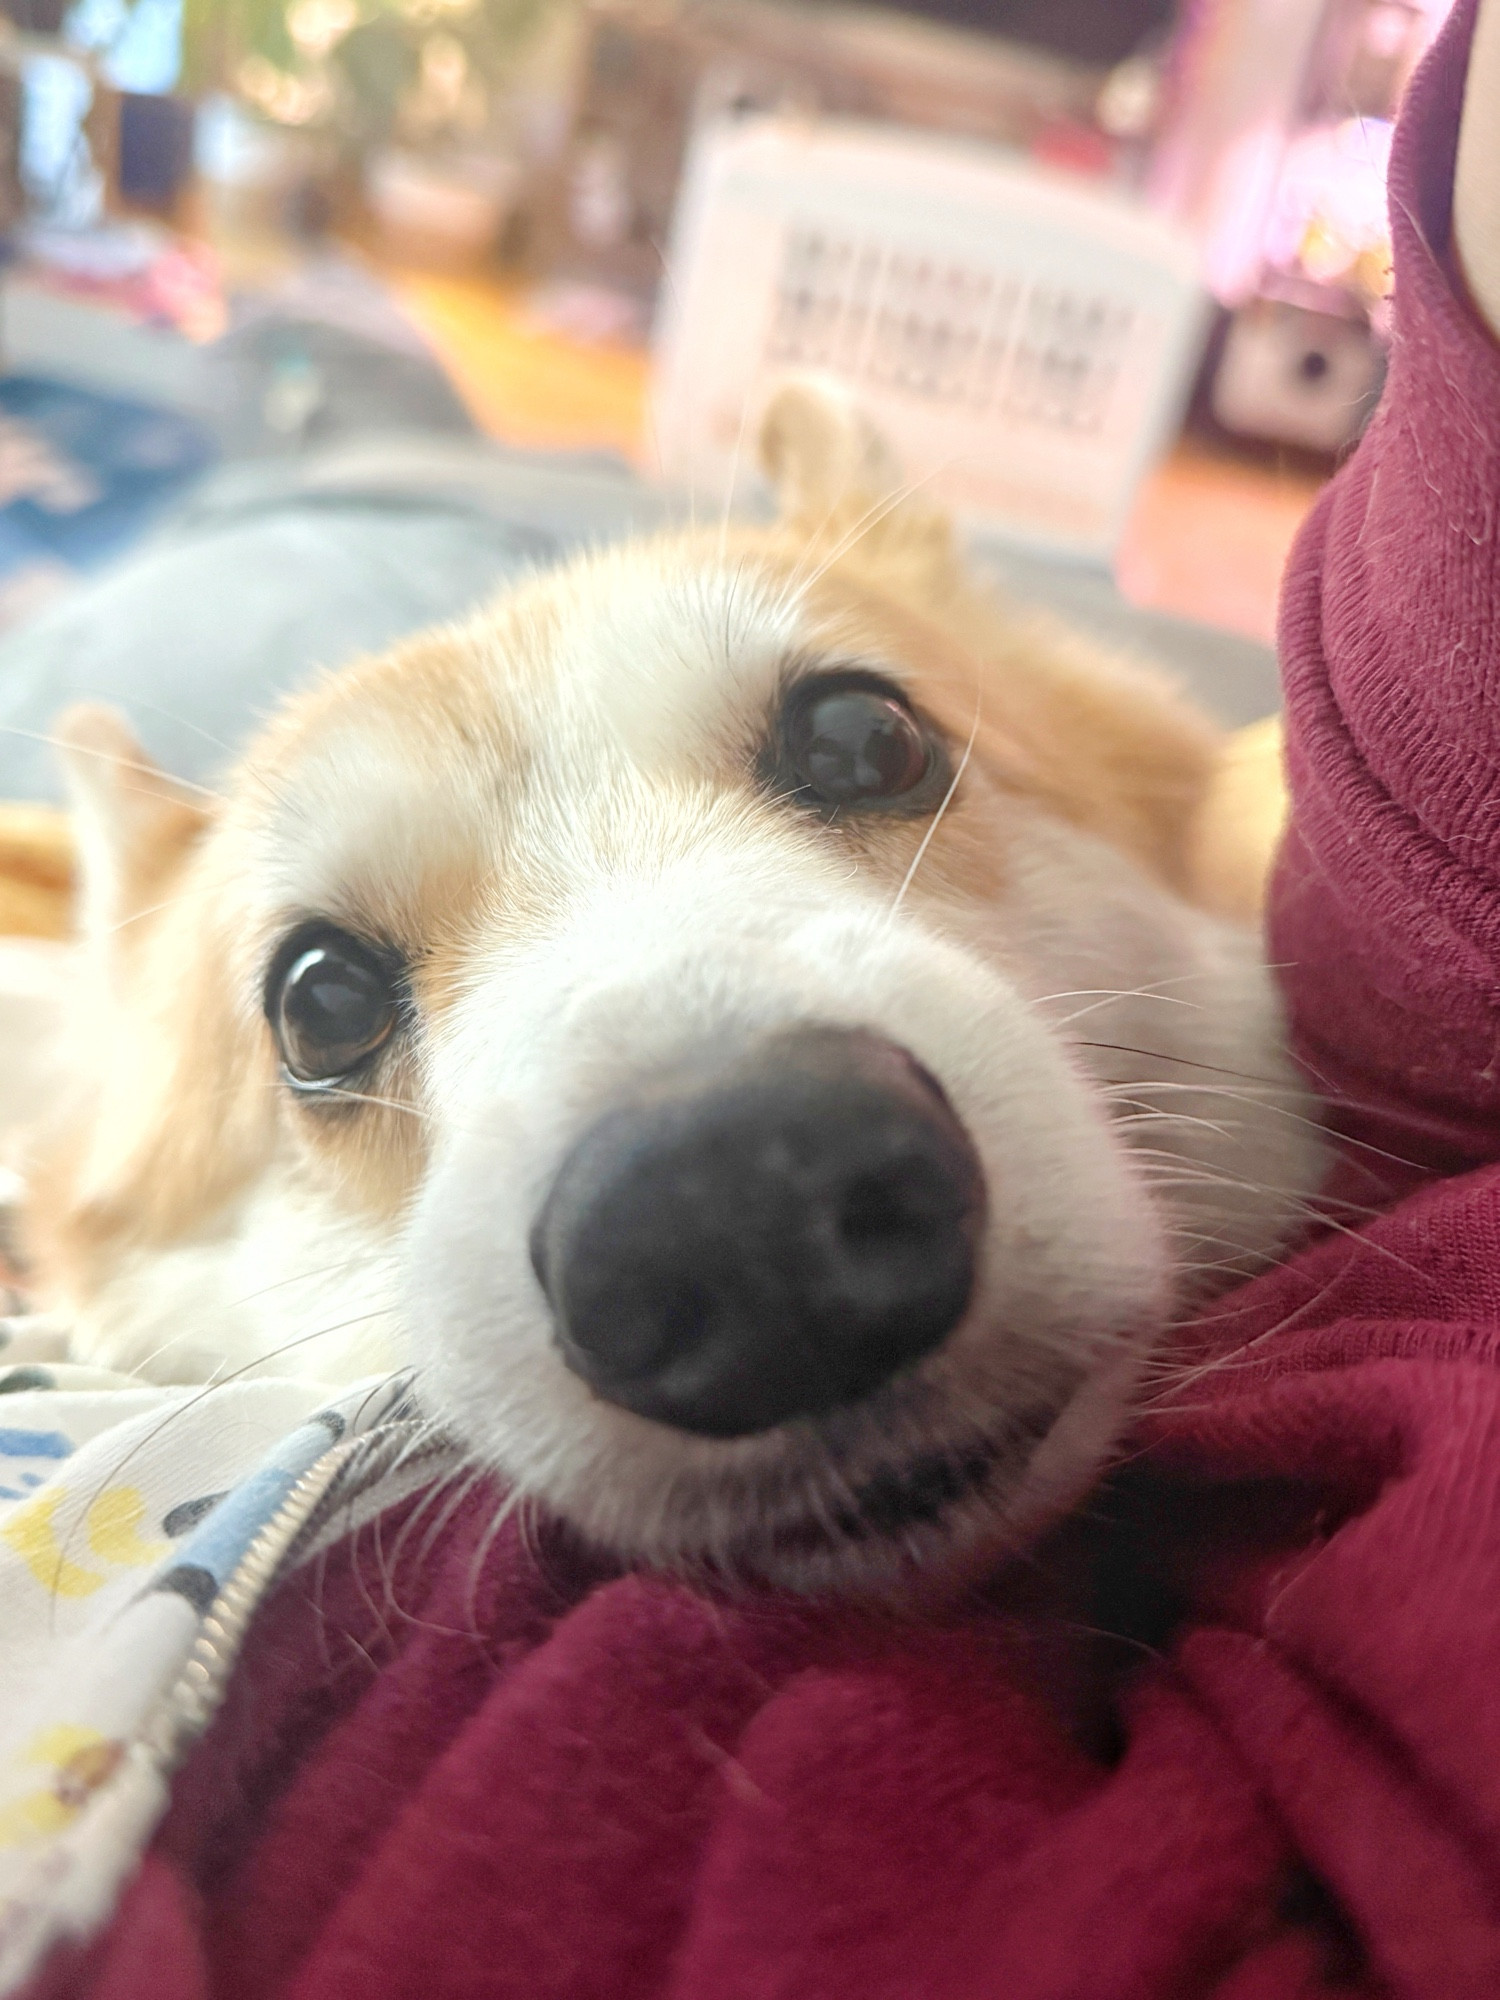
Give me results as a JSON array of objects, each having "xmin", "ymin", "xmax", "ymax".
[
  {"xmin": 0, "ymin": 1726, "xmax": 114, "ymax": 1850},
  {"xmin": 23, "ymin": 1724, "xmax": 107, "ymax": 1772},
  {"xmin": 0, "ymin": 1486, "xmax": 170, "ymax": 1599},
  {"xmin": 0, "ymin": 1789, "xmax": 74, "ymax": 1847},
  {"xmin": 84, "ymin": 1488, "xmax": 169, "ymax": 1570},
  {"xmin": 1, "ymin": 1491, "xmax": 102, "ymax": 1598}
]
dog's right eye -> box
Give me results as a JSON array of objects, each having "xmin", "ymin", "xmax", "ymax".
[
  {"xmin": 765, "ymin": 669, "xmax": 948, "ymax": 820},
  {"xmin": 267, "ymin": 927, "xmax": 400, "ymax": 1088}
]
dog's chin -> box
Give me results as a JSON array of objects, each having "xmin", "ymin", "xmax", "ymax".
[
  {"xmin": 476, "ymin": 1327, "xmax": 1157, "ymax": 1603},
  {"xmin": 696, "ymin": 1418, "xmax": 1061, "ymax": 1601}
]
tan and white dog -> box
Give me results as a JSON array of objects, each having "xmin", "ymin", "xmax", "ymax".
[{"xmin": 20, "ymin": 385, "xmax": 1323, "ymax": 1595}]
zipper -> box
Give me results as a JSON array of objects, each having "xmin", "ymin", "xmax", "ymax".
[
  {"xmin": 144, "ymin": 1420, "xmax": 457, "ymax": 1764},
  {"xmin": 0, "ymin": 1419, "xmax": 461, "ymax": 1999}
]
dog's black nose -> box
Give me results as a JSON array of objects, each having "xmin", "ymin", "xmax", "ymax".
[{"xmin": 529, "ymin": 1027, "xmax": 985, "ymax": 1438}]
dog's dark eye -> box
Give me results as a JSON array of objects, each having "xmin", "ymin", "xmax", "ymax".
[
  {"xmin": 775, "ymin": 673, "xmax": 938, "ymax": 813},
  {"xmin": 268, "ymin": 927, "xmax": 399, "ymax": 1086}
]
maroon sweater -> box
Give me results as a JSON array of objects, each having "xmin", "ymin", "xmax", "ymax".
[{"xmin": 35, "ymin": 9, "xmax": 1500, "ymax": 1997}]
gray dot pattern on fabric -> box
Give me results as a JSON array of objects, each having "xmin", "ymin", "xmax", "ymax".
[
  {"xmin": 0, "ymin": 1366, "xmax": 54, "ymax": 1393},
  {"xmin": 162, "ymin": 1493, "xmax": 228, "ymax": 1538},
  {"xmin": 153, "ymin": 1563, "xmax": 220, "ymax": 1614}
]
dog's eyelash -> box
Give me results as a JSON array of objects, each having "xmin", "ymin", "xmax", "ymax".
[{"xmin": 261, "ymin": 920, "xmax": 409, "ymax": 1005}]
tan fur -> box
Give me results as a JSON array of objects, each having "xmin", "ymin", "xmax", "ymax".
[
  {"xmin": 0, "ymin": 804, "xmax": 73, "ymax": 939},
  {"xmin": 16, "ymin": 381, "xmax": 1322, "ymax": 1594},
  {"xmin": 756, "ymin": 380, "xmax": 1220, "ymax": 891},
  {"xmin": 34, "ymin": 562, "xmax": 1214, "ymax": 1292},
  {"xmin": 1186, "ymin": 714, "xmax": 1287, "ymax": 922}
]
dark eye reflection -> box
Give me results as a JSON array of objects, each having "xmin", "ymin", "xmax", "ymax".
[
  {"xmin": 768, "ymin": 670, "xmax": 948, "ymax": 817},
  {"xmin": 266, "ymin": 925, "xmax": 402, "ymax": 1088}
]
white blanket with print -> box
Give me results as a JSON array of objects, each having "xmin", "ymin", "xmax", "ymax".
[{"xmin": 0, "ymin": 1314, "xmax": 429, "ymax": 1997}]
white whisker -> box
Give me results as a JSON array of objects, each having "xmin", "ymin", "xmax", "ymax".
[{"xmin": 888, "ymin": 695, "xmax": 981, "ymax": 922}]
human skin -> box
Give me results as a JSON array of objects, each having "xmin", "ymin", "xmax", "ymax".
[{"xmin": 1455, "ymin": 0, "xmax": 1500, "ymax": 338}]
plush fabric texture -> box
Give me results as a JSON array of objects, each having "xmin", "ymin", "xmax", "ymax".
[
  {"xmin": 1271, "ymin": 0, "xmax": 1500, "ymax": 1182},
  {"xmin": 25, "ymin": 7, "xmax": 1500, "ymax": 1995}
]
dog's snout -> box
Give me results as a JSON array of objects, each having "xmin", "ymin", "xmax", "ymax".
[{"xmin": 528, "ymin": 1027, "xmax": 986, "ymax": 1438}]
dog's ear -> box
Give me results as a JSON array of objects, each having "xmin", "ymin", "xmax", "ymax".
[
  {"xmin": 757, "ymin": 377, "xmax": 958, "ymax": 591},
  {"xmin": 759, "ymin": 376, "xmax": 905, "ymax": 523},
  {"xmin": 54, "ymin": 704, "xmax": 212, "ymax": 949}
]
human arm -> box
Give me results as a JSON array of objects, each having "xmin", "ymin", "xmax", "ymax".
[{"xmin": 1267, "ymin": 0, "xmax": 1500, "ymax": 1180}]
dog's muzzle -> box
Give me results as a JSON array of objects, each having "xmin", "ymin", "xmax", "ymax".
[{"xmin": 528, "ymin": 1026, "xmax": 986, "ymax": 1438}]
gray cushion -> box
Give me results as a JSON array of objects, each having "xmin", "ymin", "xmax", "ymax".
[
  {"xmin": 0, "ymin": 430, "xmax": 1277, "ymax": 802},
  {"xmin": 0, "ymin": 433, "xmax": 674, "ymax": 799}
]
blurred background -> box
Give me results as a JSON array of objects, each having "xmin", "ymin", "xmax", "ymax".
[{"xmin": 0, "ymin": 0, "xmax": 1457, "ymax": 807}]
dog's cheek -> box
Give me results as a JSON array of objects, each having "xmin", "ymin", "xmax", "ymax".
[{"xmin": 280, "ymin": 1059, "xmax": 430, "ymax": 1227}]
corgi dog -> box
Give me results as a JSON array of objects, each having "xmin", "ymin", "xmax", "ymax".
[{"xmin": 20, "ymin": 385, "xmax": 1323, "ymax": 1596}]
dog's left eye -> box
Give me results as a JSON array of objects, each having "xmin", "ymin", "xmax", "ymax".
[
  {"xmin": 774, "ymin": 673, "xmax": 938, "ymax": 813},
  {"xmin": 267, "ymin": 927, "xmax": 400, "ymax": 1086}
]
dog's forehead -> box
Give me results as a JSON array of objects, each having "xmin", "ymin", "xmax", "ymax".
[
  {"xmin": 252, "ymin": 705, "xmax": 494, "ymax": 927},
  {"xmin": 537, "ymin": 545, "xmax": 805, "ymax": 759},
  {"xmin": 245, "ymin": 546, "xmax": 830, "ymax": 930}
]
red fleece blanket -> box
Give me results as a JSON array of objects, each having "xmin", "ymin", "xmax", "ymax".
[{"xmin": 32, "ymin": 9, "xmax": 1500, "ymax": 1995}]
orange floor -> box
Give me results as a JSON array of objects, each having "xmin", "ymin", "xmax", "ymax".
[
  {"xmin": 1117, "ymin": 440, "xmax": 1324, "ymax": 648},
  {"xmin": 391, "ymin": 269, "xmax": 652, "ymax": 461},
  {"xmin": 388, "ymin": 266, "xmax": 1325, "ymax": 651}
]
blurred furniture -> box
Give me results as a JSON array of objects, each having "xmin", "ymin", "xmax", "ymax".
[
  {"xmin": 651, "ymin": 113, "xmax": 1206, "ymax": 563},
  {"xmin": 0, "ymin": 429, "xmax": 677, "ymax": 803},
  {"xmin": 884, "ymin": 0, "xmax": 1174, "ymax": 62},
  {"xmin": 376, "ymin": 257, "xmax": 1319, "ymax": 654},
  {"xmin": 521, "ymin": 0, "xmax": 1116, "ymax": 307},
  {"xmin": 1154, "ymin": 0, "xmax": 1454, "ymax": 456}
]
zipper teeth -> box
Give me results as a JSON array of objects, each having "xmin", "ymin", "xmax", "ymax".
[
  {"xmin": 146, "ymin": 1421, "xmax": 461, "ymax": 1765},
  {"xmin": 296, "ymin": 1426, "xmax": 458, "ymax": 1555},
  {"xmin": 146, "ymin": 1441, "xmax": 361, "ymax": 1761},
  {"xmin": 0, "ymin": 1422, "xmax": 458, "ymax": 1999}
]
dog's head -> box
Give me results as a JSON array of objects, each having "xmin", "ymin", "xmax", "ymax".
[{"xmin": 25, "ymin": 385, "xmax": 1323, "ymax": 1594}]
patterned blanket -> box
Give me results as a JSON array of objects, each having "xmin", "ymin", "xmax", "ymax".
[{"xmin": 0, "ymin": 1323, "xmax": 435, "ymax": 1995}]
